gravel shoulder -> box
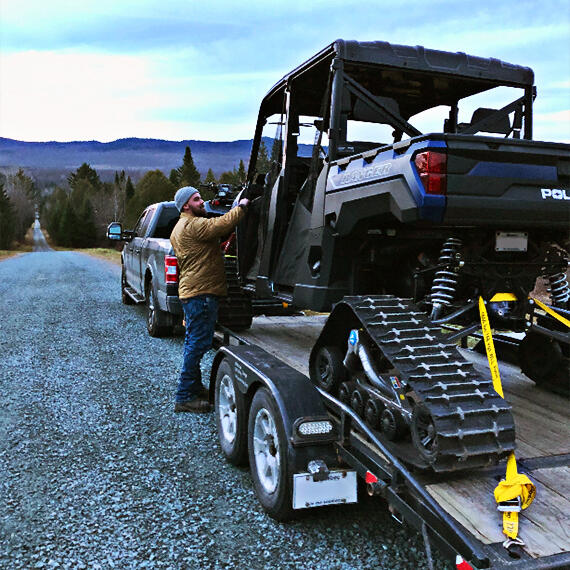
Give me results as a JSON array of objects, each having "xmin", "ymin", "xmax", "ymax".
[{"xmin": 0, "ymin": 248, "xmax": 449, "ymax": 569}]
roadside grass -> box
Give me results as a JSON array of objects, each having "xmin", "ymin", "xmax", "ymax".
[
  {"xmin": 0, "ymin": 226, "xmax": 35, "ymax": 260},
  {"xmin": 80, "ymin": 248, "xmax": 121, "ymax": 265}
]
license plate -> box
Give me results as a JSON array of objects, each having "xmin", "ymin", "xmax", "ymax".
[
  {"xmin": 293, "ymin": 470, "xmax": 357, "ymax": 509},
  {"xmin": 495, "ymin": 231, "xmax": 528, "ymax": 252}
]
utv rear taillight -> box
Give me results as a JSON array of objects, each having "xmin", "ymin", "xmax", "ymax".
[
  {"xmin": 165, "ymin": 255, "xmax": 178, "ymax": 284},
  {"xmin": 414, "ymin": 150, "xmax": 447, "ymax": 195}
]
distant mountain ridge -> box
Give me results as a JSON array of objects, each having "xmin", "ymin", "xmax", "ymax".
[{"xmin": 0, "ymin": 137, "xmax": 258, "ymax": 176}]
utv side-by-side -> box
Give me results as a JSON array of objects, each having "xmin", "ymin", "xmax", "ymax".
[{"xmin": 230, "ymin": 39, "xmax": 569, "ymax": 472}]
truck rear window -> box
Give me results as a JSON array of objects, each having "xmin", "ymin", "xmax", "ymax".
[{"xmin": 154, "ymin": 207, "xmax": 181, "ymax": 239}]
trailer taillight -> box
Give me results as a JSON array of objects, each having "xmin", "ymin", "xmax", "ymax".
[
  {"xmin": 414, "ymin": 150, "xmax": 447, "ymax": 195},
  {"xmin": 165, "ymin": 255, "xmax": 178, "ymax": 284}
]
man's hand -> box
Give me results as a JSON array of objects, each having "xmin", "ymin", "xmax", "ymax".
[{"xmin": 238, "ymin": 198, "xmax": 250, "ymax": 208}]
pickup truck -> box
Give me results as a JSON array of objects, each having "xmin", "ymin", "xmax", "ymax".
[
  {"xmin": 107, "ymin": 200, "xmax": 254, "ymax": 337},
  {"xmin": 107, "ymin": 201, "xmax": 182, "ymax": 337}
]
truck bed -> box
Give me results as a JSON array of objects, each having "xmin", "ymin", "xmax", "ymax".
[{"xmin": 220, "ymin": 315, "xmax": 570, "ymax": 562}]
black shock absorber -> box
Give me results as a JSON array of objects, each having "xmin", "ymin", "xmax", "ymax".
[
  {"xmin": 547, "ymin": 269, "xmax": 570, "ymax": 307},
  {"xmin": 430, "ymin": 237, "xmax": 463, "ymax": 320}
]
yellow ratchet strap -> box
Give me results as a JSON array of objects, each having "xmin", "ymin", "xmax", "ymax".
[
  {"xmin": 478, "ymin": 297, "xmax": 536, "ymax": 547},
  {"xmin": 530, "ymin": 297, "xmax": 570, "ymax": 329}
]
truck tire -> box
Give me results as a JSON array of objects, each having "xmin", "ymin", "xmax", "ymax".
[
  {"xmin": 121, "ymin": 268, "xmax": 135, "ymax": 305},
  {"xmin": 247, "ymin": 387, "xmax": 293, "ymax": 521},
  {"xmin": 215, "ymin": 359, "xmax": 248, "ymax": 466},
  {"xmin": 146, "ymin": 279, "xmax": 171, "ymax": 337}
]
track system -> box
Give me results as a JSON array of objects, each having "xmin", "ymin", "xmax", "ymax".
[
  {"xmin": 217, "ymin": 257, "xmax": 253, "ymax": 331},
  {"xmin": 311, "ymin": 295, "xmax": 516, "ymax": 472}
]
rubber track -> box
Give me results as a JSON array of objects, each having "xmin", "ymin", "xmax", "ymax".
[
  {"xmin": 217, "ymin": 257, "xmax": 253, "ymax": 331},
  {"xmin": 341, "ymin": 295, "xmax": 516, "ymax": 472}
]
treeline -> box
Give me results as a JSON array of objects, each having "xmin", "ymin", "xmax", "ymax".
[
  {"xmin": 0, "ymin": 169, "xmax": 38, "ymax": 249},
  {"xmin": 1, "ymin": 140, "xmax": 274, "ymax": 250},
  {"xmin": 39, "ymin": 142, "xmax": 272, "ymax": 248}
]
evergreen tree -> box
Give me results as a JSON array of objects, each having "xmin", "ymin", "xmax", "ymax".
[
  {"xmin": 75, "ymin": 196, "xmax": 97, "ymax": 247},
  {"xmin": 270, "ymin": 139, "xmax": 282, "ymax": 165},
  {"xmin": 169, "ymin": 169, "xmax": 181, "ymax": 188},
  {"xmin": 257, "ymin": 140, "xmax": 271, "ymax": 174},
  {"xmin": 219, "ymin": 168, "xmax": 239, "ymax": 185},
  {"xmin": 0, "ymin": 183, "xmax": 15, "ymax": 249},
  {"xmin": 67, "ymin": 163, "xmax": 102, "ymax": 192},
  {"xmin": 204, "ymin": 168, "xmax": 217, "ymax": 184},
  {"xmin": 177, "ymin": 146, "xmax": 201, "ymax": 187},
  {"xmin": 236, "ymin": 159, "xmax": 246, "ymax": 184},
  {"xmin": 125, "ymin": 176, "xmax": 135, "ymax": 202},
  {"xmin": 58, "ymin": 200, "xmax": 78, "ymax": 247},
  {"xmin": 126, "ymin": 170, "xmax": 176, "ymax": 226}
]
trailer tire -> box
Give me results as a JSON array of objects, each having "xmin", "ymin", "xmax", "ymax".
[
  {"xmin": 215, "ymin": 359, "xmax": 248, "ymax": 466},
  {"xmin": 248, "ymin": 387, "xmax": 293, "ymax": 521}
]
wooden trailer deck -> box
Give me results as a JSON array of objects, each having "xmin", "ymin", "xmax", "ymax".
[{"xmin": 220, "ymin": 315, "xmax": 570, "ymax": 560}]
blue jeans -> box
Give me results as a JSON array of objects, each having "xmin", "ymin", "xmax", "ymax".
[{"xmin": 175, "ymin": 295, "xmax": 219, "ymax": 403}]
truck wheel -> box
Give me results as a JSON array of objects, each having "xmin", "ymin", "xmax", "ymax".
[
  {"xmin": 146, "ymin": 280, "xmax": 171, "ymax": 337},
  {"xmin": 310, "ymin": 345, "xmax": 347, "ymax": 395},
  {"xmin": 121, "ymin": 268, "xmax": 134, "ymax": 305},
  {"xmin": 215, "ymin": 359, "xmax": 248, "ymax": 466},
  {"xmin": 248, "ymin": 387, "xmax": 293, "ymax": 521}
]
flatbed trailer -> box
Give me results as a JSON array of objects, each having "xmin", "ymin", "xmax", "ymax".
[{"xmin": 211, "ymin": 315, "xmax": 570, "ymax": 569}]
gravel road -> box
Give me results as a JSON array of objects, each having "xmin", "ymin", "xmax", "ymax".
[{"xmin": 0, "ymin": 233, "xmax": 451, "ymax": 569}]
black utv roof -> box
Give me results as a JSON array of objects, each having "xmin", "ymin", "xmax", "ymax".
[{"xmin": 260, "ymin": 39, "xmax": 535, "ymax": 120}]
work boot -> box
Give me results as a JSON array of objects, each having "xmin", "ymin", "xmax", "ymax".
[{"xmin": 174, "ymin": 398, "xmax": 211, "ymax": 413}]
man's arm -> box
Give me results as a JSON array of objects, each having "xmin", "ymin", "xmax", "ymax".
[{"xmin": 192, "ymin": 199, "xmax": 249, "ymax": 241}]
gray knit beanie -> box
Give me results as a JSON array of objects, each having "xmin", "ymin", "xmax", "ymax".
[{"xmin": 174, "ymin": 186, "xmax": 199, "ymax": 212}]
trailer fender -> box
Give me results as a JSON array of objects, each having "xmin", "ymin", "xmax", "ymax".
[{"xmin": 211, "ymin": 345, "xmax": 337, "ymax": 450}]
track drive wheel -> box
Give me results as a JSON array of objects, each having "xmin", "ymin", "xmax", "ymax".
[
  {"xmin": 411, "ymin": 404, "xmax": 439, "ymax": 462},
  {"xmin": 310, "ymin": 345, "xmax": 347, "ymax": 395}
]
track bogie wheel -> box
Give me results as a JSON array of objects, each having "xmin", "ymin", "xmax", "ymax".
[
  {"xmin": 338, "ymin": 382, "xmax": 353, "ymax": 405},
  {"xmin": 380, "ymin": 408, "xmax": 407, "ymax": 441},
  {"xmin": 364, "ymin": 398, "xmax": 384, "ymax": 430},
  {"xmin": 350, "ymin": 389, "xmax": 365, "ymax": 417}
]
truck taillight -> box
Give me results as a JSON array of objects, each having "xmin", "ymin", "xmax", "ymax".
[
  {"xmin": 414, "ymin": 150, "xmax": 447, "ymax": 195},
  {"xmin": 165, "ymin": 255, "xmax": 178, "ymax": 284}
]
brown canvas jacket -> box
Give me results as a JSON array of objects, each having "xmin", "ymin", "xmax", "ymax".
[{"xmin": 170, "ymin": 206, "xmax": 245, "ymax": 300}]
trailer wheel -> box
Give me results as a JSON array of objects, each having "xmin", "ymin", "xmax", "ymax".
[
  {"xmin": 310, "ymin": 345, "xmax": 347, "ymax": 395},
  {"xmin": 248, "ymin": 387, "xmax": 293, "ymax": 521},
  {"xmin": 215, "ymin": 359, "xmax": 248, "ymax": 466},
  {"xmin": 411, "ymin": 404, "xmax": 438, "ymax": 461}
]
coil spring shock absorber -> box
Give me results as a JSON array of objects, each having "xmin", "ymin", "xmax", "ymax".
[
  {"xmin": 430, "ymin": 237, "xmax": 463, "ymax": 320},
  {"xmin": 547, "ymin": 270, "xmax": 570, "ymax": 307}
]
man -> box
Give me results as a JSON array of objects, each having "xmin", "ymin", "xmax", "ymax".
[{"xmin": 170, "ymin": 186, "xmax": 249, "ymax": 413}]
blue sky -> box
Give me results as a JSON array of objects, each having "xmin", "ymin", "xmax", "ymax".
[{"xmin": 0, "ymin": 0, "xmax": 568, "ymax": 143}]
